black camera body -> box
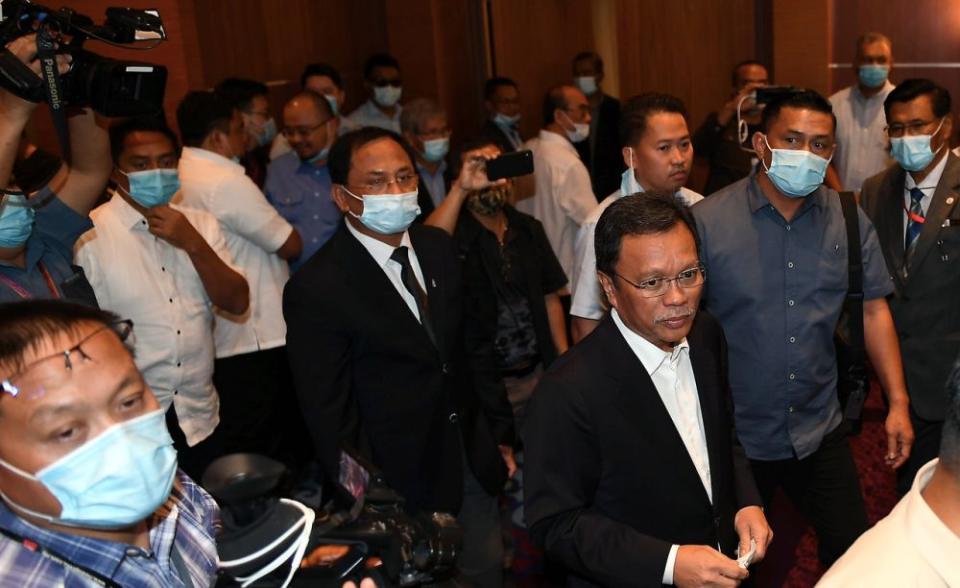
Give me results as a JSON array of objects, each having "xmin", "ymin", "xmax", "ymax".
[{"xmin": 0, "ymin": 0, "xmax": 167, "ymax": 116}]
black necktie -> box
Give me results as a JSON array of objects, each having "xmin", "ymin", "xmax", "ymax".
[{"xmin": 390, "ymin": 246, "xmax": 436, "ymax": 346}]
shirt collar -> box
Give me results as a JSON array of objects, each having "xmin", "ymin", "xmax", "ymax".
[
  {"xmin": 905, "ymin": 149, "xmax": 949, "ymax": 192},
  {"xmin": 611, "ymin": 309, "xmax": 690, "ymax": 377},
  {"xmin": 746, "ymin": 174, "xmax": 826, "ymax": 214},
  {"xmin": 363, "ymin": 99, "xmax": 402, "ymax": 122},
  {"xmin": 416, "ymin": 160, "xmax": 447, "ymax": 178},
  {"xmin": 903, "ymin": 459, "xmax": 960, "ymax": 584},
  {"xmin": 181, "ymin": 146, "xmax": 245, "ymax": 174},
  {"xmin": 105, "ymin": 191, "xmax": 149, "ymax": 230},
  {"xmin": 296, "ymin": 157, "xmax": 329, "ymax": 175},
  {"xmin": 538, "ymin": 129, "xmax": 578, "ymax": 156},
  {"xmin": 852, "ymin": 80, "xmax": 896, "ymax": 102},
  {"xmin": 344, "ymin": 218, "xmax": 412, "ymax": 268}
]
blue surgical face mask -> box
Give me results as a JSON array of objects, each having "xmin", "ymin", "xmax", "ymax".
[
  {"xmin": 858, "ymin": 64, "xmax": 889, "ymax": 89},
  {"xmin": 421, "ymin": 138, "xmax": 450, "ymax": 163},
  {"xmin": 890, "ymin": 118, "xmax": 945, "ymax": 172},
  {"xmin": 344, "ymin": 187, "xmax": 420, "ymax": 235},
  {"xmin": 620, "ymin": 148, "xmax": 643, "ymax": 196},
  {"xmin": 0, "ymin": 409, "xmax": 177, "ymax": 529},
  {"xmin": 760, "ymin": 135, "xmax": 832, "ymax": 198},
  {"xmin": 323, "ymin": 94, "xmax": 339, "ymax": 117},
  {"xmin": 373, "ymin": 85, "xmax": 402, "ymax": 108},
  {"xmin": 120, "ymin": 168, "xmax": 180, "ymax": 208},
  {"xmin": 575, "ymin": 76, "xmax": 598, "ymax": 96},
  {"xmin": 251, "ymin": 117, "xmax": 278, "ymax": 147},
  {"xmin": 494, "ymin": 112, "xmax": 520, "ymax": 127},
  {"xmin": 0, "ymin": 194, "xmax": 35, "ymax": 248}
]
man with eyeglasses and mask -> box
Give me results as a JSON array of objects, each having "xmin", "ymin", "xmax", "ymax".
[
  {"xmin": 346, "ymin": 53, "xmax": 404, "ymax": 133},
  {"xmin": 692, "ymin": 90, "xmax": 914, "ymax": 566},
  {"xmin": 215, "ymin": 77, "xmax": 278, "ymax": 189},
  {"xmin": 0, "ymin": 300, "xmax": 221, "ymax": 587},
  {"xmin": 401, "ymin": 98, "xmax": 453, "ymax": 210},
  {"xmin": 478, "ymin": 77, "xmax": 524, "ymax": 154},
  {"xmin": 0, "ymin": 36, "xmax": 110, "ymax": 307},
  {"xmin": 524, "ymin": 193, "xmax": 771, "ymax": 588},
  {"xmin": 860, "ymin": 78, "xmax": 960, "ymax": 496},
  {"xmin": 284, "ymin": 127, "xmax": 517, "ymax": 587},
  {"xmin": 75, "ymin": 116, "xmax": 249, "ymax": 480},
  {"xmin": 265, "ymin": 90, "xmax": 343, "ymax": 272}
]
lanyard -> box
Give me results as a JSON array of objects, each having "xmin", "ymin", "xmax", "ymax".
[{"xmin": 0, "ymin": 261, "xmax": 60, "ymax": 300}]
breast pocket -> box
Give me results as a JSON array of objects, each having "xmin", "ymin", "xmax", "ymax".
[
  {"xmin": 272, "ymin": 190, "xmax": 305, "ymax": 207},
  {"xmin": 817, "ymin": 239, "xmax": 848, "ymax": 295}
]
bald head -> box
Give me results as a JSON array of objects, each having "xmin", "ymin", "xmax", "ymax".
[
  {"xmin": 285, "ymin": 90, "xmax": 333, "ymax": 120},
  {"xmin": 282, "ymin": 90, "xmax": 337, "ymax": 162}
]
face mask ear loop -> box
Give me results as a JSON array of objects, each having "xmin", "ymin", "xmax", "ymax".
[{"xmin": 737, "ymin": 92, "xmax": 756, "ymax": 153}]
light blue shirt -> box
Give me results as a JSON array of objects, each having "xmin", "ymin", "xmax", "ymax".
[
  {"xmin": 417, "ymin": 160, "xmax": 448, "ymax": 208},
  {"xmin": 345, "ymin": 99, "xmax": 402, "ymax": 133}
]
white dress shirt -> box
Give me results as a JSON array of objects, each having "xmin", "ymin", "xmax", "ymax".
[
  {"xmin": 903, "ymin": 149, "xmax": 948, "ymax": 242},
  {"xmin": 515, "ymin": 130, "xmax": 598, "ymax": 280},
  {"xmin": 75, "ymin": 195, "xmax": 228, "ymax": 446},
  {"xmin": 177, "ymin": 147, "xmax": 293, "ymax": 358},
  {"xmin": 345, "ymin": 220, "xmax": 427, "ymax": 322},
  {"xmin": 345, "ymin": 99, "xmax": 402, "ymax": 133},
  {"xmin": 817, "ymin": 459, "xmax": 960, "ymax": 587},
  {"xmin": 829, "ymin": 81, "xmax": 896, "ymax": 193},
  {"xmin": 611, "ymin": 309, "xmax": 712, "ymax": 585},
  {"xmin": 570, "ymin": 187, "xmax": 703, "ymax": 320}
]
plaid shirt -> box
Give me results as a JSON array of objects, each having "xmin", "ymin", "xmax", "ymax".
[{"xmin": 0, "ymin": 471, "xmax": 220, "ymax": 587}]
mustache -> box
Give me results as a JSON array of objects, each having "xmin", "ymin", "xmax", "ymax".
[{"xmin": 654, "ymin": 307, "xmax": 695, "ymax": 324}]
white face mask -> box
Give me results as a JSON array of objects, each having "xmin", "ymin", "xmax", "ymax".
[
  {"xmin": 373, "ymin": 85, "xmax": 403, "ymax": 108},
  {"xmin": 560, "ymin": 111, "xmax": 590, "ymax": 143}
]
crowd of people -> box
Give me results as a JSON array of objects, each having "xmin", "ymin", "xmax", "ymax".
[{"xmin": 0, "ymin": 27, "xmax": 959, "ymax": 588}]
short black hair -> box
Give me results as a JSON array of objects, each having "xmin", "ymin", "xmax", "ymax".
[
  {"xmin": 884, "ymin": 78, "xmax": 952, "ymax": 120},
  {"xmin": 176, "ymin": 91, "xmax": 235, "ymax": 148},
  {"xmin": 573, "ymin": 51, "xmax": 604, "ymax": 74},
  {"xmin": 300, "ymin": 62, "xmax": 342, "ymax": 90},
  {"xmin": 620, "ymin": 93, "xmax": 688, "ymax": 148},
  {"xmin": 328, "ymin": 127, "xmax": 417, "ymax": 186},
  {"xmin": 759, "ymin": 89, "xmax": 836, "ymax": 134},
  {"xmin": 0, "ymin": 300, "xmax": 123, "ymax": 377},
  {"xmin": 484, "ymin": 77, "xmax": 518, "ymax": 101},
  {"xmin": 731, "ymin": 59, "xmax": 766, "ymax": 87},
  {"xmin": 595, "ymin": 192, "xmax": 700, "ymax": 277},
  {"xmin": 109, "ymin": 116, "xmax": 180, "ymax": 163},
  {"xmin": 941, "ymin": 357, "xmax": 960, "ymax": 474},
  {"xmin": 542, "ymin": 85, "xmax": 570, "ymax": 127},
  {"xmin": 363, "ymin": 53, "xmax": 401, "ymax": 80},
  {"xmin": 214, "ymin": 77, "xmax": 268, "ymax": 112}
]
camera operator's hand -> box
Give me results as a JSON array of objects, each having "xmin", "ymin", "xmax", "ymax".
[
  {"xmin": 145, "ymin": 205, "xmax": 205, "ymax": 253},
  {"xmin": 673, "ymin": 545, "xmax": 748, "ymax": 588},
  {"xmin": 0, "ymin": 36, "xmax": 71, "ymax": 116},
  {"xmin": 343, "ymin": 579, "xmax": 377, "ymax": 588},
  {"xmin": 455, "ymin": 145, "xmax": 506, "ymax": 193},
  {"xmin": 498, "ymin": 444, "xmax": 517, "ymax": 478},
  {"xmin": 716, "ymin": 82, "xmax": 764, "ymax": 128}
]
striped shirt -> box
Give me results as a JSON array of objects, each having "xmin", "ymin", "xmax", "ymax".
[{"xmin": 0, "ymin": 471, "xmax": 220, "ymax": 587}]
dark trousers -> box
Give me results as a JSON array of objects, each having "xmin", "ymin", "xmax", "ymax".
[
  {"xmin": 896, "ymin": 408, "xmax": 943, "ymax": 496},
  {"xmin": 166, "ymin": 405, "xmax": 224, "ymax": 483},
  {"xmin": 749, "ymin": 424, "xmax": 868, "ymax": 565},
  {"xmin": 213, "ymin": 346, "xmax": 314, "ymax": 474}
]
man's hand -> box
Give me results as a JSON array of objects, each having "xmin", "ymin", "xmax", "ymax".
[
  {"xmin": 456, "ymin": 144, "xmax": 506, "ymax": 192},
  {"xmin": 145, "ymin": 206, "xmax": 204, "ymax": 253},
  {"xmin": 674, "ymin": 545, "xmax": 748, "ymax": 588},
  {"xmin": 498, "ymin": 444, "xmax": 517, "ymax": 478},
  {"xmin": 342, "ymin": 579, "xmax": 376, "ymax": 588},
  {"xmin": 733, "ymin": 506, "xmax": 772, "ymax": 564},
  {"xmin": 1, "ymin": 36, "xmax": 71, "ymax": 117},
  {"xmin": 884, "ymin": 404, "xmax": 914, "ymax": 469},
  {"xmin": 716, "ymin": 82, "xmax": 765, "ymax": 127}
]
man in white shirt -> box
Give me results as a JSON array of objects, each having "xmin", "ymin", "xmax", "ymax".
[
  {"xmin": 818, "ymin": 360, "xmax": 960, "ymax": 587},
  {"xmin": 829, "ymin": 32, "xmax": 896, "ymax": 192},
  {"xmin": 345, "ymin": 53, "xmax": 404, "ymax": 133},
  {"xmin": 524, "ymin": 193, "xmax": 771, "ymax": 587},
  {"xmin": 516, "ymin": 85, "xmax": 597, "ymax": 295},
  {"xmin": 176, "ymin": 91, "xmax": 311, "ymax": 471},
  {"xmin": 75, "ymin": 117, "xmax": 249, "ymax": 479},
  {"xmin": 570, "ymin": 93, "xmax": 703, "ymax": 342}
]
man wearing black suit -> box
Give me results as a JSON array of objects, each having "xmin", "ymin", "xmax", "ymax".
[
  {"xmin": 283, "ymin": 127, "xmax": 516, "ymax": 586},
  {"xmin": 572, "ymin": 51, "xmax": 623, "ymax": 200},
  {"xmin": 524, "ymin": 193, "xmax": 771, "ymax": 587},
  {"xmin": 860, "ymin": 78, "xmax": 960, "ymax": 494},
  {"xmin": 477, "ymin": 77, "xmax": 525, "ymax": 154}
]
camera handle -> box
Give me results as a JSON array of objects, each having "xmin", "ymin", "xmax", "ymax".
[{"xmin": 35, "ymin": 28, "xmax": 70, "ymax": 160}]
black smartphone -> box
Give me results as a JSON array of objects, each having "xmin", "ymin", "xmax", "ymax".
[{"xmin": 485, "ymin": 150, "xmax": 534, "ymax": 181}]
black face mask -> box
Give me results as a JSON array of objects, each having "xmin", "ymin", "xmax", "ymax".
[
  {"xmin": 12, "ymin": 149, "xmax": 62, "ymax": 194},
  {"xmin": 465, "ymin": 185, "xmax": 511, "ymax": 216}
]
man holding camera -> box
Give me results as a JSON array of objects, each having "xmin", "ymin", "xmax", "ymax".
[
  {"xmin": 0, "ymin": 300, "xmax": 221, "ymax": 588},
  {"xmin": 0, "ymin": 36, "xmax": 110, "ymax": 307},
  {"xmin": 283, "ymin": 127, "xmax": 516, "ymax": 587}
]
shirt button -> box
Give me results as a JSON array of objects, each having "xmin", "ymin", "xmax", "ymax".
[
  {"xmin": 174, "ymin": 389, "xmax": 179, "ymax": 395},
  {"xmin": 788, "ymin": 299, "xmax": 795, "ymax": 307},
  {"xmin": 176, "ymin": 330, "xmax": 181, "ymax": 335},
  {"xmin": 125, "ymin": 547, "xmax": 141, "ymax": 557},
  {"xmin": 313, "ymin": 214, "xmax": 319, "ymax": 220},
  {"xmin": 311, "ymin": 238, "xmax": 318, "ymax": 243},
  {"xmin": 177, "ymin": 361, "xmax": 182, "ymax": 367},
  {"xmin": 314, "ymin": 192, "xmax": 320, "ymax": 196},
  {"xmin": 786, "ymin": 225, "xmax": 791, "ymax": 231},
  {"xmin": 789, "ymin": 373, "xmax": 796, "ymax": 380},
  {"xmin": 441, "ymin": 363, "xmax": 450, "ymax": 374},
  {"xmin": 787, "ymin": 261, "xmax": 794, "ymax": 269},
  {"xmin": 789, "ymin": 336, "xmax": 796, "ymax": 343},
  {"xmin": 789, "ymin": 406, "xmax": 795, "ymax": 413},
  {"xmin": 169, "ymin": 298, "xmax": 174, "ymax": 303},
  {"xmin": 161, "ymin": 267, "xmax": 166, "ymax": 272},
  {"xmin": 448, "ymin": 412, "xmax": 458, "ymax": 423}
]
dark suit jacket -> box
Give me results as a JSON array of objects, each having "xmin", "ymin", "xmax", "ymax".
[
  {"xmin": 476, "ymin": 119, "xmax": 521, "ymax": 155},
  {"xmin": 523, "ymin": 313, "xmax": 761, "ymax": 587},
  {"xmin": 860, "ymin": 154, "xmax": 960, "ymax": 421},
  {"xmin": 282, "ymin": 222, "xmax": 514, "ymax": 513},
  {"xmin": 575, "ymin": 94, "xmax": 623, "ymax": 200}
]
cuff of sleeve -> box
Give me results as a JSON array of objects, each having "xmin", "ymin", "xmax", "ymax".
[{"xmin": 663, "ymin": 544, "xmax": 679, "ymax": 585}]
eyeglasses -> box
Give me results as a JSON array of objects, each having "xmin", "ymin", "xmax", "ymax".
[
  {"xmin": 281, "ymin": 118, "xmax": 332, "ymax": 138},
  {"xmin": 612, "ymin": 264, "xmax": 706, "ymax": 298},
  {"xmin": 1, "ymin": 320, "xmax": 135, "ymax": 399},
  {"xmin": 347, "ymin": 172, "xmax": 419, "ymax": 194},
  {"xmin": 885, "ymin": 120, "xmax": 939, "ymax": 138}
]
